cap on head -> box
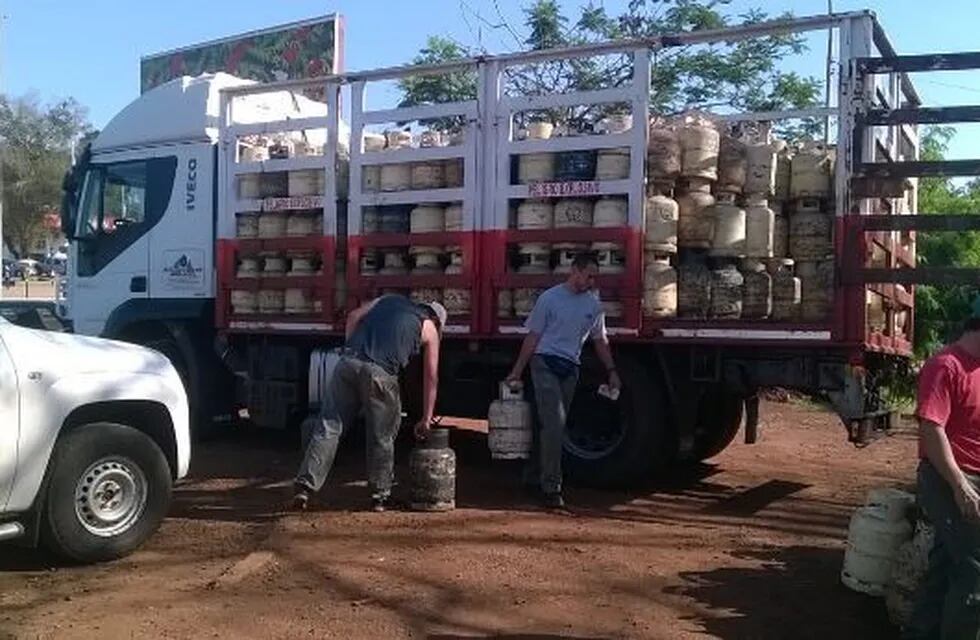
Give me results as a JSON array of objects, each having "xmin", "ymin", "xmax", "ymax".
[{"xmin": 422, "ymin": 301, "xmax": 447, "ymax": 331}]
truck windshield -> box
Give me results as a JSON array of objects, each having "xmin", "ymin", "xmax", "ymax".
[{"xmin": 76, "ymin": 163, "xmax": 150, "ymax": 237}]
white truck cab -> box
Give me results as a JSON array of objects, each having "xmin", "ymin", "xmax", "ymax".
[{"xmin": 0, "ymin": 316, "xmax": 190, "ymax": 562}]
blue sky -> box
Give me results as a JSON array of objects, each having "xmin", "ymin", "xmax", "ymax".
[{"xmin": 2, "ymin": 0, "xmax": 978, "ymax": 158}]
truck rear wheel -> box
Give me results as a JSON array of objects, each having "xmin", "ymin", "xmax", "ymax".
[
  {"xmin": 145, "ymin": 336, "xmax": 218, "ymax": 440},
  {"xmin": 692, "ymin": 392, "xmax": 744, "ymax": 461},
  {"xmin": 41, "ymin": 422, "xmax": 172, "ymax": 563},
  {"xmin": 562, "ymin": 356, "xmax": 665, "ymax": 489}
]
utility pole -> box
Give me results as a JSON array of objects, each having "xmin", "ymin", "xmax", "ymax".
[{"xmin": 824, "ymin": 0, "xmax": 834, "ymax": 144}]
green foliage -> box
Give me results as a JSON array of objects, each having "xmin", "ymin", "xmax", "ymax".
[
  {"xmin": 398, "ymin": 0, "xmax": 822, "ymax": 137},
  {"xmin": 0, "ymin": 94, "xmax": 92, "ymax": 256},
  {"xmin": 914, "ymin": 126, "xmax": 980, "ymax": 357}
]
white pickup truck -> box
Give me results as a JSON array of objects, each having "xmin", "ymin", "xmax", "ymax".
[{"xmin": 0, "ymin": 316, "xmax": 190, "ymax": 562}]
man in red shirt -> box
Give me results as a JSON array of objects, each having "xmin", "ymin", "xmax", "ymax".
[{"xmin": 909, "ymin": 312, "xmax": 980, "ymax": 639}]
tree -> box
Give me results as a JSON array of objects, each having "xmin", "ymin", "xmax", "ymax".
[
  {"xmin": 398, "ymin": 1, "xmax": 821, "ymax": 137},
  {"xmin": 913, "ymin": 126, "xmax": 980, "ymax": 357},
  {"xmin": 0, "ymin": 94, "xmax": 91, "ymax": 256}
]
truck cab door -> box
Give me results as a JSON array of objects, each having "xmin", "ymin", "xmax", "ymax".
[
  {"xmin": 68, "ymin": 154, "xmax": 178, "ymax": 336},
  {"xmin": 0, "ymin": 324, "xmax": 19, "ymax": 510}
]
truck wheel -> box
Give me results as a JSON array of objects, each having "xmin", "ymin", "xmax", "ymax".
[
  {"xmin": 562, "ymin": 356, "xmax": 664, "ymax": 489},
  {"xmin": 145, "ymin": 337, "xmax": 217, "ymax": 440},
  {"xmin": 40, "ymin": 422, "xmax": 172, "ymax": 563},
  {"xmin": 692, "ymin": 392, "xmax": 744, "ymax": 461}
]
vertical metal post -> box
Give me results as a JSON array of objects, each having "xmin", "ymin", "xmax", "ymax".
[
  {"xmin": 347, "ymin": 81, "xmax": 366, "ymax": 237},
  {"xmin": 323, "ymin": 80, "xmax": 341, "ymax": 237},
  {"xmin": 629, "ymin": 47, "xmax": 651, "ymax": 229}
]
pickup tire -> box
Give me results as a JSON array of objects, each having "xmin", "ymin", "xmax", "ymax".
[{"xmin": 41, "ymin": 422, "xmax": 172, "ymax": 563}]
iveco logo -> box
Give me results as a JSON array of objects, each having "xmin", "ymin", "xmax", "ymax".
[{"xmin": 186, "ymin": 158, "xmax": 198, "ymax": 211}]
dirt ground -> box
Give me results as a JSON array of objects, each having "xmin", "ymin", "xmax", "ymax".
[{"xmin": 0, "ymin": 400, "xmax": 918, "ymax": 640}]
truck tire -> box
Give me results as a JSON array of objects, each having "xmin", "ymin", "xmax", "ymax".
[
  {"xmin": 145, "ymin": 337, "xmax": 218, "ymax": 440},
  {"xmin": 40, "ymin": 422, "xmax": 173, "ymax": 563},
  {"xmin": 562, "ymin": 356, "xmax": 665, "ymax": 489},
  {"xmin": 692, "ymin": 392, "xmax": 744, "ymax": 461}
]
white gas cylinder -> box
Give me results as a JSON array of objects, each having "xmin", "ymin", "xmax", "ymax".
[
  {"xmin": 593, "ymin": 197, "xmax": 628, "ymax": 227},
  {"xmin": 841, "ymin": 501, "xmax": 914, "ymax": 596},
  {"xmin": 230, "ymin": 290, "xmax": 257, "ymax": 315},
  {"xmin": 488, "ymin": 382, "xmax": 533, "ymax": 460},
  {"xmin": 236, "ymin": 213, "xmax": 259, "ymax": 238},
  {"xmin": 410, "ymin": 204, "xmax": 446, "ymax": 233},
  {"xmin": 517, "ymin": 199, "xmax": 554, "ymax": 229}
]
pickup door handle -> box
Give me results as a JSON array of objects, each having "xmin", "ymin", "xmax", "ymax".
[{"xmin": 130, "ymin": 276, "xmax": 147, "ymax": 293}]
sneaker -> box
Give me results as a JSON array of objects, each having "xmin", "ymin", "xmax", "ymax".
[
  {"xmin": 541, "ymin": 492, "xmax": 565, "ymax": 509},
  {"xmin": 291, "ymin": 488, "xmax": 311, "ymax": 511},
  {"xmin": 371, "ymin": 497, "xmax": 389, "ymax": 513}
]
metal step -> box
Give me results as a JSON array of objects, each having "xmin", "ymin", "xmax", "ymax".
[
  {"xmin": 857, "ymin": 51, "xmax": 980, "ymax": 74},
  {"xmin": 857, "ymin": 160, "xmax": 980, "ymax": 179},
  {"xmin": 853, "ymin": 214, "xmax": 980, "ymax": 232},
  {"xmin": 859, "ymin": 105, "xmax": 980, "ymax": 126},
  {"xmin": 846, "ymin": 267, "xmax": 980, "ymax": 286}
]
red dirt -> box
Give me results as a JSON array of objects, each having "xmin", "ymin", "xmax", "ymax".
[{"xmin": 0, "ymin": 400, "xmax": 917, "ymax": 639}]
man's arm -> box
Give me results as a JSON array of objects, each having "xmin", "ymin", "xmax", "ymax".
[
  {"xmin": 592, "ymin": 336, "xmax": 621, "ymax": 390},
  {"xmin": 414, "ymin": 319, "xmax": 441, "ymax": 438},
  {"xmin": 506, "ymin": 333, "xmax": 541, "ymax": 385},
  {"xmin": 921, "ymin": 419, "xmax": 980, "ymax": 520},
  {"xmin": 345, "ymin": 297, "xmax": 381, "ymax": 340}
]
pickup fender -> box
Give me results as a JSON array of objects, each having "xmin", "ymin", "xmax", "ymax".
[{"xmin": 6, "ymin": 370, "xmax": 190, "ymax": 514}]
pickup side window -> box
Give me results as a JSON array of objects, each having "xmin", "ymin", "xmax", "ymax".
[{"xmin": 75, "ymin": 157, "xmax": 177, "ymax": 277}]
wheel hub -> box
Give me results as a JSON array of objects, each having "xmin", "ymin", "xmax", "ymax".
[
  {"xmin": 74, "ymin": 457, "xmax": 147, "ymax": 537},
  {"xmin": 564, "ymin": 387, "xmax": 628, "ymax": 460}
]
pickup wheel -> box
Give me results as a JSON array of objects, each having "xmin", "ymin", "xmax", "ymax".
[{"xmin": 41, "ymin": 422, "xmax": 172, "ymax": 563}]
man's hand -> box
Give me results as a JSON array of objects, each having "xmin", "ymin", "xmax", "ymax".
[
  {"xmin": 955, "ymin": 477, "xmax": 980, "ymax": 521},
  {"xmin": 504, "ymin": 371, "xmax": 523, "ymax": 390},
  {"xmin": 608, "ymin": 370, "xmax": 622, "ymax": 391},
  {"xmin": 414, "ymin": 418, "xmax": 432, "ymax": 441}
]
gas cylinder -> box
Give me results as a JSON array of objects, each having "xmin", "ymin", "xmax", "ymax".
[
  {"xmin": 362, "ymin": 207, "xmax": 380, "ymax": 234},
  {"xmin": 593, "ymin": 242, "xmax": 625, "ymax": 275},
  {"xmin": 593, "ymin": 197, "xmax": 628, "ymax": 227},
  {"xmin": 497, "ymin": 289, "xmax": 514, "ymax": 318},
  {"xmin": 527, "ymin": 121, "xmax": 555, "ymax": 140},
  {"xmin": 513, "ymin": 288, "xmax": 543, "ymax": 317},
  {"xmin": 647, "ymin": 121, "xmax": 681, "ymax": 180},
  {"xmin": 238, "ymin": 175, "xmax": 261, "ymax": 199},
  {"xmin": 409, "ymin": 288, "xmax": 443, "ymax": 304},
  {"xmin": 258, "ymin": 212, "xmax": 287, "ymax": 238},
  {"xmin": 262, "ymin": 255, "xmax": 288, "ymax": 277},
  {"xmin": 709, "ymin": 260, "xmax": 743, "ymax": 319},
  {"xmin": 231, "ymin": 290, "xmax": 257, "ymax": 315},
  {"xmin": 380, "ymin": 163, "xmax": 412, "ymax": 192},
  {"xmin": 770, "ymin": 258, "xmax": 801, "ymax": 321},
  {"xmin": 555, "ymin": 150, "xmax": 597, "ymax": 181},
  {"xmin": 236, "ymin": 257, "xmax": 259, "ymax": 279},
  {"xmin": 798, "ymin": 259, "xmax": 834, "ymax": 321},
  {"xmin": 488, "ymin": 382, "xmax": 533, "ymax": 460},
  {"xmin": 517, "ymin": 199, "xmax": 554, "ymax": 230},
  {"xmin": 409, "ymin": 428, "xmax": 456, "ymax": 512},
  {"xmin": 410, "ymin": 204, "xmax": 446, "ymax": 233},
  {"xmin": 443, "ymin": 264, "xmax": 470, "ymax": 317},
  {"xmin": 708, "ymin": 192, "xmax": 746, "ymax": 257},
  {"xmin": 679, "ymin": 117, "xmax": 720, "ymax": 181},
  {"xmin": 716, "ymin": 134, "xmax": 747, "ymax": 194},
  {"xmin": 791, "ymin": 142, "xmax": 834, "ymax": 199},
  {"xmin": 236, "ymin": 213, "xmax": 259, "ymax": 238},
  {"xmin": 445, "ymin": 203, "xmax": 464, "ymax": 231},
  {"xmin": 741, "ymin": 259, "xmax": 772, "ymax": 320},
  {"xmin": 789, "ymin": 206, "xmax": 833, "ymax": 260},
  {"xmin": 774, "ymin": 140, "xmax": 793, "ymax": 201},
  {"xmin": 517, "ymin": 153, "xmax": 556, "ymax": 184},
  {"xmin": 410, "ymin": 246, "xmax": 443, "ymax": 273},
  {"xmin": 744, "ymin": 195, "xmax": 775, "ymax": 258},
  {"xmin": 363, "ymin": 131, "xmax": 386, "ymax": 153},
  {"xmin": 257, "ymin": 289, "xmax": 285, "ymax": 315},
  {"xmin": 595, "ymin": 147, "xmax": 631, "ymax": 180},
  {"xmin": 517, "ymin": 243, "xmax": 551, "ymax": 274},
  {"xmin": 379, "ymin": 207, "xmax": 410, "ymax": 234},
  {"xmin": 678, "ymin": 256, "xmax": 712, "ymax": 319},
  {"xmin": 284, "ymin": 288, "xmax": 314, "ymax": 315},
  {"xmin": 643, "ymin": 253, "xmax": 677, "ymax": 318},
  {"xmin": 553, "ymin": 243, "xmax": 588, "ymax": 274},
  {"xmin": 599, "ymin": 114, "xmax": 633, "ymax": 135},
  {"xmin": 419, "ymin": 130, "xmax": 444, "ymax": 148},
  {"xmin": 745, "ymin": 141, "xmax": 777, "ymax": 196},
  {"xmin": 676, "ymin": 184, "xmax": 714, "ymax": 249},
  {"xmin": 286, "ymin": 212, "xmax": 317, "ymax": 237},
  {"xmin": 385, "ymin": 130, "xmax": 412, "ymax": 149},
  {"xmin": 554, "ymin": 199, "xmax": 593, "ymax": 228},
  {"xmin": 288, "ymin": 254, "xmax": 317, "ymax": 276},
  {"xmin": 289, "ymin": 169, "xmax": 324, "ymax": 197},
  {"xmin": 411, "ymin": 161, "xmax": 446, "ymax": 190},
  {"xmin": 379, "ymin": 250, "xmax": 409, "ymax": 275},
  {"xmin": 644, "ymin": 189, "xmax": 679, "ymax": 253},
  {"xmin": 841, "ymin": 502, "xmax": 913, "ymax": 596},
  {"xmin": 773, "ymin": 208, "xmax": 789, "ymax": 259},
  {"xmin": 444, "ymin": 157, "xmax": 464, "ymax": 188},
  {"xmin": 601, "ymin": 299, "xmax": 624, "ymax": 319},
  {"xmin": 260, "ymin": 172, "xmax": 288, "ymax": 199}
]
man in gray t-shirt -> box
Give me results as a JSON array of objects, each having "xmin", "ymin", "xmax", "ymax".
[{"xmin": 505, "ymin": 252, "xmax": 620, "ymax": 509}]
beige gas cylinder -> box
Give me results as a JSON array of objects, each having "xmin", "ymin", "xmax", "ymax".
[
  {"xmin": 677, "ymin": 185, "xmax": 715, "ymax": 249},
  {"xmin": 288, "ymin": 254, "xmax": 317, "ymax": 276},
  {"xmin": 593, "ymin": 241, "xmax": 625, "ymax": 274},
  {"xmin": 362, "ymin": 165, "xmax": 382, "ymax": 192},
  {"xmin": 380, "ymin": 163, "xmax": 412, "ymax": 192},
  {"xmin": 677, "ymin": 258, "xmax": 712, "ymax": 319},
  {"xmin": 527, "ymin": 121, "xmax": 555, "ymax": 140},
  {"xmin": 554, "ymin": 243, "xmax": 588, "ymax": 274},
  {"xmin": 284, "ymin": 288, "xmax": 314, "ymax": 314},
  {"xmin": 517, "ymin": 243, "xmax": 552, "ymax": 274},
  {"xmin": 709, "ymin": 261, "xmax": 744, "ymax": 319},
  {"xmin": 716, "ymin": 134, "xmax": 747, "ymax": 194},
  {"xmin": 236, "ymin": 257, "xmax": 260, "ymax": 279},
  {"xmin": 773, "ymin": 208, "xmax": 789, "ymax": 258},
  {"xmin": 789, "ymin": 206, "xmax": 833, "ymax": 260},
  {"xmin": 360, "ymin": 250, "xmax": 380, "ymax": 275},
  {"xmin": 517, "ymin": 199, "xmax": 554, "ymax": 229},
  {"xmin": 231, "ymin": 290, "xmax": 257, "ymax": 315},
  {"xmin": 379, "ymin": 250, "xmax": 409, "ymax": 275},
  {"xmin": 443, "ymin": 263, "xmax": 470, "ymax": 317},
  {"xmin": 745, "ymin": 141, "xmax": 777, "ymax": 196},
  {"xmin": 647, "ymin": 120, "xmax": 681, "ymax": 181},
  {"xmin": 679, "ymin": 117, "xmax": 720, "ymax": 181},
  {"xmin": 446, "ymin": 246, "xmax": 464, "ymax": 268},
  {"xmin": 240, "ymin": 141, "xmax": 268, "ymax": 163},
  {"xmin": 410, "ymin": 245, "xmax": 443, "ymax": 274},
  {"xmin": 419, "ymin": 130, "xmax": 444, "ymax": 148},
  {"xmin": 887, "ymin": 520, "xmax": 935, "ymax": 628},
  {"xmin": 260, "ymin": 173, "xmax": 288, "ymax": 199},
  {"xmin": 444, "ymin": 157, "xmax": 464, "ymax": 188},
  {"xmin": 488, "ymin": 382, "xmax": 533, "ymax": 459},
  {"xmin": 645, "ymin": 189, "xmax": 679, "ymax": 253},
  {"xmin": 286, "ymin": 212, "xmax": 317, "ymax": 237},
  {"xmin": 643, "ymin": 253, "xmax": 677, "ymax": 318},
  {"xmin": 770, "ymin": 259, "xmax": 801, "ymax": 321},
  {"xmin": 741, "ymin": 259, "xmax": 772, "ymax": 320},
  {"xmin": 444, "ymin": 203, "xmax": 464, "ymax": 231},
  {"xmin": 385, "ymin": 130, "xmax": 413, "ymax": 149},
  {"xmin": 601, "ymin": 299, "xmax": 624, "ymax": 319},
  {"xmin": 774, "ymin": 140, "xmax": 793, "ymax": 201},
  {"xmin": 797, "ymin": 259, "xmax": 834, "ymax": 321},
  {"xmin": 513, "ymin": 288, "xmax": 543, "ymax": 318},
  {"xmin": 595, "ymin": 148, "xmax": 631, "ymax": 180},
  {"xmin": 600, "ymin": 114, "xmax": 633, "ymax": 135},
  {"xmin": 410, "ymin": 204, "xmax": 446, "ymax": 233},
  {"xmin": 267, "ymin": 136, "xmax": 292, "ymax": 159},
  {"xmin": 709, "ymin": 192, "xmax": 746, "ymax": 258},
  {"xmin": 238, "ymin": 175, "xmax": 262, "ymax": 199},
  {"xmin": 554, "ymin": 198, "xmax": 593, "ymax": 228},
  {"xmin": 289, "ymin": 169, "xmax": 324, "ymax": 197},
  {"xmin": 518, "ymin": 153, "xmax": 556, "ymax": 184},
  {"xmin": 744, "ymin": 195, "xmax": 775, "ymax": 258},
  {"xmin": 867, "ymin": 290, "xmax": 887, "ymax": 332},
  {"xmin": 236, "ymin": 213, "xmax": 259, "ymax": 238},
  {"xmin": 497, "ymin": 289, "xmax": 514, "ymax": 318},
  {"xmin": 791, "ymin": 142, "xmax": 834, "ymax": 199},
  {"xmin": 841, "ymin": 490, "xmax": 914, "ymax": 596},
  {"xmin": 257, "ymin": 212, "xmax": 287, "ymax": 239},
  {"xmin": 593, "ymin": 197, "xmax": 628, "ymax": 227},
  {"xmin": 363, "ymin": 132, "xmax": 386, "ymax": 153},
  {"xmin": 262, "ymin": 255, "xmax": 288, "ymax": 277},
  {"xmin": 361, "ymin": 206, "xmax": 380, "ymax": 234},
  {"xmin": 409, "ymin": 288, "xmax": 443, "ymax": 304},
  {"xmin": 257, "ymin": 289, "xmax": 285, "ymax": 315},
  {"xmin": 411, "ymin": 161, "xmax": 446, "ymax": 190}
]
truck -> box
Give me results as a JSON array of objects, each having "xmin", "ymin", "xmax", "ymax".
[
  {"xmin": 0, "ymin": 316, "xmax": 190, "ymax": 562},
  {"xmin": 56, "ymin": 10, "xmax": 980, "ymax": 489}
]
